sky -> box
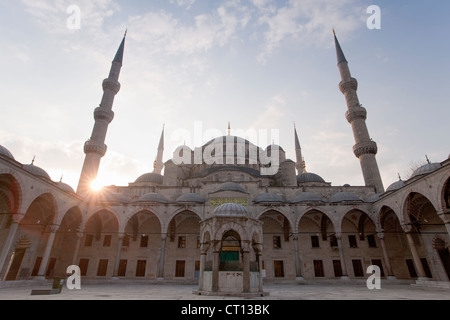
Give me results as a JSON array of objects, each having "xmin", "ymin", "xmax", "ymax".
[{"xmin": 0, "ymin": 0, "xmax": 449, "ymax": 191}]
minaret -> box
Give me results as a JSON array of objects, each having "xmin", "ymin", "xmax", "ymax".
[
  {"xmin": 334, "ymin": 30, "xmax": 384, "ymax": 193},
  {"xmin": 77, "ymin": 33, "xmax": 126, "ymax": 195},
  {"xmin": 153, "ymin": 125, "xmax": 165, "ymax": 175},
  {"xmin": 294, "ymin": 123, "xmax": 305, "ymax": 174}
]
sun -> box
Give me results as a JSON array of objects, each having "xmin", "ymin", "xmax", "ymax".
[{"xmin": 90, "ymin": 179, "xmax": 104, "ymax": 192}]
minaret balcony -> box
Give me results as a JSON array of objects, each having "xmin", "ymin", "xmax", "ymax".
[
  {"xmin": 84, "ymin": 140, "xmax": 108, "ymax": 157},
  {"xmin": 353, "ymin": 141, "xmax": 378, "ymax": 158},
  {"xmin": 339, "ymin": 78, "xmax": 358, "ymax": 93},
  {"xmin": 345, "ymin": 105, "xmax": 367, "ymax": 123},
  {"xmin": 94, "ymin": 107, "xmax": 115, "ymax": 123},
  {"xmin": 102, "ymin": 78, "xmax": 121, "ymax": 94}
]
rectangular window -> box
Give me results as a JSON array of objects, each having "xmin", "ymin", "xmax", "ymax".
[
  {"xmin": 273, "ymin": 236, "xmax": 281, "ymax": 249},
  {"xmin": 406, "ymin": 259, "xmax": 417, "ymax": 278},
  {"xmin": 175, "ymin": 260, "xmax": 186, "ymax": 278},
  {"xmin": 103, "ymin": 235, "xmax": 112, "ymax": 247},
  {"xmin": 333, "ymin": 260, "xmax": 342, "ymax": 277},
  {"xmin": 140, "ymin": 235, "xmax": 149, "ymax": 248},
  {"xmin": 178, "ymin": 236, "xmax": 186, "ymax": 248},
  {"xmin": 352, "ymin": 259, "xmax": 364, "ymax": 277},
  {"xmin": 136, "ymin": 260, "xmax": 147, "ymax": 277},
  {"xmin": 274, "ymin": 260, "xmax": 284, "ymax": 278},
  {"xmin": 348, "ymin": 235, "xmax": 358, "ymax": 248},
  {"xmin": 79, "ymin": 259, "xmax": 89, "ymax": 276},
  {"xmin": 97, "ymin": 259, "xmax": 108, "ymax": 276},
  {"xmin": 330, "ymin": 235, "xmax": 338, "ymax": 248},
  {"xmin": 31, "ymin": 257, "xmax": 42, "ymax": 277},
  {"xmin": 311, "ymin": 236, "xmax": 320, "ymax": 248},
  {"xmin": 194, "ymin": 261, "xmax": 200, "ymax": 279},
  {"xmin": 122, "ymin": 235, "xmax": 130, "ymax": 247},
  {"xmin": 118, "ymin": 260, "xmax": 127, "ymax": 277},
  {"xmin": 367, "ymin": 234, "xmax": 377, "ymax": 248},
  {"xmin": 371, "ymin": 259, "xmax": 385, "ymax": 277},
  {"xmin": 421, "ymin": 258, "xmax": 433, "ymax": 278},
  {"xmin": 84, "ymin": 234, "xmax": 94, "ymax": 247},
  {"xmin": 313, "ymin": 260, "xmax": 325, "ymax": 277}
]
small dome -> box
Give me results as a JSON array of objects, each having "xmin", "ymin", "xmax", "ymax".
[
  {"xmin": 411, "ymin": 163, "xmax": 441, "ymax": 178},
  {"xmin": 135, "ymin": 193, "xmax": 168, "ymax": 204},
  {"xmin": 297, "ymin": 172, "xmax": 326, "ymax": 184},
  {"xmin": 253, "ymin": 193, "xmax": 284, "ymax": 204},
  {"xmin": 291, "ymin": 192, "xmax": 324, "ymax": 203},
  {"xmin": 365, "ymin": 193, "xmax": 381, "ymax": 203},
  {"xmin": 266, "ymin": 144, "xmax": 285, "ymax": 153},
  {"xmin": 215, "ymin": 182, "xmax": 247, "ymax": 194},
  {"xmin": 135, "ymin": 173, "xmax": 163, "ymax": 184},
  {"xmin": 214, "ymin": 203, "xmax": 248, "ymax": 217},
  {"xmin": 329, "ymin": 192, "xmax": 361, "ymax": 203},
  {"xmin": 176, "ymin": 193, "xmax": 205, "ymax": 204},
  {"xmin": 0, "ymin": 145, "xmax": 14, "ymax": 160},
  {"xmin": 57, "ymin": 182, "xmax": 75, "ymax": 193},
  {"xmin": 386, "ymin": 180, "xmax": 405, "ymax": 192},
  {"xmin": 23, "ymin": 164, "xmax": 51, "ymax": 180}
]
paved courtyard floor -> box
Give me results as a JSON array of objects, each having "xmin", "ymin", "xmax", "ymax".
[{"xmin": 0, "ymin": 281, "xmax": 449, "ymax": 300}]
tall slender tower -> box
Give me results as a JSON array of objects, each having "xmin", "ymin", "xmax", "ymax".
[
  {"xmin": 294, "ymin": 123, "xmax": 305, "ymax": 174},
  {"xmin": 77, "ymin": 33, "xmax": 126, "ymax": 195},
  {"xmin": 153, "ymin": 125, "xmax": 165, "ymax": 175},
  {"xmin": 334, "ymin": 31, "xmax": 384, "ymax": 193}
]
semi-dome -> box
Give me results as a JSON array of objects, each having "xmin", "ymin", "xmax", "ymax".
[
  {"xmin": 0, "ymin": 145, "xmax": 14, "ymax": 160},
  {"xmin": 411, "ymin": 162, "xmax": 441, "ymax": 178},
  {"xmin": 215, "ymin": 182, "xmax": 247, "ymax": 194},
  {"xmin": 329, "ymin": 192, "xmax": 362, "ymax": 203},
  {"xmin": 386, "ymin": 180, "xmax": 405, "ymax": 192},
  {"xmin": 297, "ymin": 172, "xmax": 326, "ymax": 184},
  {"xmin": 176, "ymin": 193, "xmax": 205, "ymax": 204},
  {"xmin": 214, "ymin": 203, "xmax": 248, "ymax": 217},
  {"xmin": 135, "ymin": 172, "xmax": 163, "ymax": 184},
  {"xmin": 253, "ymin": 192, "xmax": 284, "ymax": 204},
  {"xmin": 291, "ymin": 192, "xmax": 324, "ymax": 203},
  {"xmin": 23, "ymin": 164, "xmax": 51, "ymax": 180},
  {"xmin": 135, "ymin": 193, "xmax": 168, "ymax": 204}
]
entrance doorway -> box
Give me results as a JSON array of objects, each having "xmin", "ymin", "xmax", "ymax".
[
  {"xmin": 438, "ymin": 249, "xmax": 450, "ymax": 279},
  {"xmin": 4, "ymin": 248, "xmax": 26, "ymax": 281}
]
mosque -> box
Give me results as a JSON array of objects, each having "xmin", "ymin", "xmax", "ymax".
[{"xmin": 0, "ymin": 32, "xmax": 449, "ymax": 294}]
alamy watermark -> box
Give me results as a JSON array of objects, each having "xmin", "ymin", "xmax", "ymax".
[
  {"xmin": 367, "ymin": 5, "xmax": 381, "ymax": 30},
  {"xmin": 66, "ymin": 5, "xmax": 81, "ymax": 30},
  {"xmin": 366, "ymin": 265, "xmax": 382, "ymax": 290},
  {"xmin": 66, "ymin": 265, "xmax": 81, "ymax": 290}
]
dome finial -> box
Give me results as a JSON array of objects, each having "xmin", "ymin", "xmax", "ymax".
[
  {"xmin": 31, "ymin": 155, "xmax": 36, "ymax": 165},
  {"xmin": 425, "ymin": 154, "xmax": 431, "ymax": 164},
  {"xmin": 398, "ymin": 173, "xmax": 402, "ymax": 181},
  {"xmin": 228, "ymin": 122, "xmax": 231, "ymax": 136}
]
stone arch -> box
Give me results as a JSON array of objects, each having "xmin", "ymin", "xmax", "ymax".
[
  {"xmin": 124, "ymin": 209, "xmax": 162, "ymax": 242},
  {"xmin": 0, "ymin": 173, "xmax": 22, "ymax": 216},
  {"xmin": 440, "ymin": 175, "xmax": 450, "ymax": 213},
  {"xmin": 259, "ymin": 209, "xmax": 291, "ymax": 242}
]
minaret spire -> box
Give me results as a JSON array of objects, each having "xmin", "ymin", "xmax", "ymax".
[
  {"xmin": 77, "ymin": 33, "xmax": 126, "ymax": 195},
  {"xmin": 153, "ymin": 124, "xmax": 165, "ymax": 175},
  {"xmin": 334, "ymin": 30, "xmax": 384, "ymax": 193},
  {"xmin": 294, "ymin": 123, "xmax": 305, "ymax": 174}
]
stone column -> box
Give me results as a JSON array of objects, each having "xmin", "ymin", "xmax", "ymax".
[
  {"xmin": 253, "ymin": 243, "xmax": 264, "ymax": 293},
  {"xmin": 113, "ymin": 234, "xmax": 124, "ymax": 278},
  {"xmin": 377, "ymin": 232, "xmax": 395, "ymax": 278},
  {"xmin": 336, "ymin": 233, "xmax": 349, "ymax": 278},
  {"xmin": 242, "ymin": 241, "xmax": 250, "ymax": 293},
  {"xmin": 292, "ymin": 233, "xmax": 303, "ymax": 279},
  {"xmin": 157, "ymin": 234, "xmax": 167, "ymax": 279},
  {"xmin": 0, "ymin": 215, "xmax": 21, "ymax": 278},
  {"xmin": 405, "ymin": 231, "xmax": 427, "ymax": 280},
  {"xmin": 71, "ymin": 229, "xmax": 85, "ymax": 266},
  {"xmin": 211, "ymin": 240, "xmax": 220, "ymax": 292},
  {"xmin": 36, "ymin": 224, "xmax": 59, "ymax": 278},
  {"xmin": 198, "ymin": 242, "xmax": 209, "ymax": 292}
]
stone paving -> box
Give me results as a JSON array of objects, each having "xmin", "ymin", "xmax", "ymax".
[{"xmin": 0, "ymin": 281, "xmax": 449, "ymax": 300}]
